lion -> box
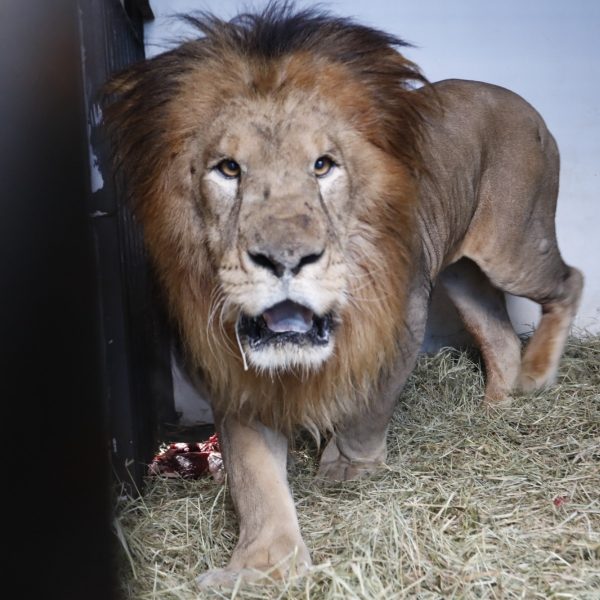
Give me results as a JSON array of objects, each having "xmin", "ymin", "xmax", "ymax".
[{"xmin": 105, "ymin": 5, "xmax": 583, "ymax": 588}]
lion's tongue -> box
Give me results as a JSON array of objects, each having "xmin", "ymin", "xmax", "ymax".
[{"xmin": 262, "ymin": 301, "xmax": 314, "ymax": 334}]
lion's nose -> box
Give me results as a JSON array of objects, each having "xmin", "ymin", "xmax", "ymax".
[{"xmin": 248, "ymin": 248, "xmax": 324, "ymax": 278}]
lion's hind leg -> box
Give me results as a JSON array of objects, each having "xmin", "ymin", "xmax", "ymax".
[
  {"xmin": 460, "ymin": 116, "xmax": 584, "ymax": 393},
  {"xmin": 466, "ymin": 253, "xmax": 583, "ymax": 393},
  {"xmin": 515, "ymin": 266, "xmax": 583, "ymax": 391},
  {"xmin": 439, "ymin": 259, "xmax": 522, "ymax": 405}
]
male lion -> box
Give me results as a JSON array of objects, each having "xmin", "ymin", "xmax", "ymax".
[{"xmin": 105, "ymin": 5, "xmax": 583, "ymax": 588}]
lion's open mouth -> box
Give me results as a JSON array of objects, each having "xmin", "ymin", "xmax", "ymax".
[{"xmin": 238, "ymin": 300, "xmax": 333, "ymax": 349}]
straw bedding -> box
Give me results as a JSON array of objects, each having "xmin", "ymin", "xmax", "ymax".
[{"xmin": 115, "ymin": 335, "xmax": 599, "ymax": 599}]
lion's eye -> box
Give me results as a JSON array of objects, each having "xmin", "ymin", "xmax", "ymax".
[
  {"xmin": 314, "ymin": 156, "xmax": 335, "ymax": 178},
  {"xmin": 215, "ymin": 159, "xmax": 241, "ymax": 179}
]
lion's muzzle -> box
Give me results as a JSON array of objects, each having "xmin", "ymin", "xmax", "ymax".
[
  {"xmin": 248, "ymin": 249, "xmax": 324, "ymax": 279},
  {"xmin": 246, "ymin": 211, "xmax": 326, "ymax": 279},
  {"xmin": 238, "ymin": 300, "xmax": 333, "ymax": 351},
  {"xmin": 230, "ymin": 199, "xmax": 342, "ymax": 371}
]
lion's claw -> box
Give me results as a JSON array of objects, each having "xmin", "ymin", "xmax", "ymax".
[{"xmin": 197, "ymin": 536, "xmax": 311, "ymax": 590}]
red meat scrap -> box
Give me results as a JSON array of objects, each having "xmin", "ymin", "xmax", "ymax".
[{"xmin": 149, "ymin": 433, "xmax": 224, "ymax": 482}]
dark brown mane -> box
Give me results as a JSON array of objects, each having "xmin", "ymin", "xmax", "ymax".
[
  {"xmin": 182, "ymin": 3, "xmax": 413, "ymax": 61},
  {"xmin": 102, "ymin": 3, "xmax": 436, "ymax": 434},
  {"xmin": 104, "ymin": 2, "xmax": 432, "ymax": 181}
]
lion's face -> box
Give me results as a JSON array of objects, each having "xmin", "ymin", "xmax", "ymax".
[
  {"xmin": 195, "ymin": 94, "xmax": 361, "ymax": 372},
  {"xmin": 106, "ymin": 23, "xmax": 427, "ymax": 397}
]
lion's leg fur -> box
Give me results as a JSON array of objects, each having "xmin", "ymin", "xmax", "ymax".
[
  {"xmin": 196, "ymin": 418, "xmax": 311, "ymax": 588},
  {"xmin": 318, "ymin": 416, "xmax": 390, "ymax": 481},
  {"xmin": 318, "ymin": 283, "xmax": 430, "ymax": 480},
  {"xmin": 439, "ymin": 259, "xmax": 521, "ymax": 405},
  {"xmin": 454, "ymin": 84, "xmax": 584, "ymax": 396},
  {"xmin": 516, "ymin": 266, "xmax": 583, "ymax": 391},
  {"xmin": 317, "ymin": 343, "xmax": 424, "ymax": 482},
  {"xmin": 464, "ymin": 244, "xmax": 583, "ymax": 394},
  {"xmin": 473, "ymin": 262, "xmax": 583, "ymax": 394},
  {"xmin": 462, "ymin": 181, "xmax": 583, "ymax": 394}
]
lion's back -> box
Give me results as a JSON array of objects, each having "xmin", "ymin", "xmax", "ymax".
[{"xmin": 417, "ymin": 79, "xmax": 560, "ymax": 276}]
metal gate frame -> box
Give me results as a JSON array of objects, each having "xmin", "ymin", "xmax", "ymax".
[{"xmin": 79, "ymin": 0, "xmax": 176, "ymax": 492}]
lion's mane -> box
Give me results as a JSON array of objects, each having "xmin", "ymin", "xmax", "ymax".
[{"xmin": 105, "ymin": 4, "xmax": 433, "ymax": 435}]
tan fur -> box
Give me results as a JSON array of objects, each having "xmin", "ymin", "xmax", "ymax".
[{"xmin": 104, "ymin": 7, "xmax": 583, "ymax": 587}]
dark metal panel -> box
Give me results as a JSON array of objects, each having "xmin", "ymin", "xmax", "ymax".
[
  {"xmin": 78, "ymin": 0, "xmax": 175, "ymax": 491},
  {"xmin": 127, "ymin": 0, "xmax": 155, "ymax": 20}
]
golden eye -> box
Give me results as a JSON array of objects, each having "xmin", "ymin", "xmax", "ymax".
[
  {"xmin": 216, "ymin": 159, "xmax": 241, "ymax": 179},
  {"xmin": 314, "ymin": 155, "xmax": 335, "ymax": 178}
]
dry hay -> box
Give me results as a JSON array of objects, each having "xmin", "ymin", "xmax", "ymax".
[{"xmin": 115, "ymin": 335, "xmax": 600, "ymax": 599}]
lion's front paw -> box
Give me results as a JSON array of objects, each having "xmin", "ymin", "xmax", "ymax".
[
  {"xmin": 317, "ymin": 439, "xmax": 384, "ymax": 481},
  {"xmin": 196, "ymin": 566, "xmax": 284, "ymax": 589},
  {"xmin": 196, "ymin": 535, "xmax": 311, "ymax": 590},
  {"xmin": 196, "ymin": 567, "xmax": 244, "ymax": 589},
  {"xmin": 318, "ymin": 455, "xmax": 383, "ymax": 481}
]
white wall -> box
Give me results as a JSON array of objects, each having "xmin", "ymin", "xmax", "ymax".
[{"xmin": 145, "ymin": 0, "xmax": 600, "ymax": 336}]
